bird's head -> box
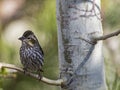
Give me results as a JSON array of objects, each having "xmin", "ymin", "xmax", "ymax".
[{"xmin": 18, "ymin": 30, "xmax": 38, "ymax": 46}]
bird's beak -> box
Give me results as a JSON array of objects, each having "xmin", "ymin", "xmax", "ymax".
[{"xmin": 18, "ymin": 36, "xmax": 24, "ymax": 41}]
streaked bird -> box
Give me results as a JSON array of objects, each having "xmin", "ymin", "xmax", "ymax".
[{"xmin": 18, "ymin": 30, "xmax": 44, "ymax": 79}]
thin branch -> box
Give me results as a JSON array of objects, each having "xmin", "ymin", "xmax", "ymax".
[
  {"xmin": 0, "ymin": 63, "xmax": 63, "ymax": 86},
  {"xmin": 75, "ymin": 30, "xmax": 120, "ymax": 45},
  {"xmin": 75, "ymin": 36, "xmax": 95, "ymax": 45},
  {"xmin": 95, "ymin": 30, "xmax": 120, "ymax": 41}
]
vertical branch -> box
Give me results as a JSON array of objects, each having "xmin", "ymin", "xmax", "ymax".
[{"xmin": 56, "ymin": 0, "xmax": 107, "ymax": 90}]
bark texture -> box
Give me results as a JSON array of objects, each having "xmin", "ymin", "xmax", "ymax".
[{"xmin": 56, "ymin": 0, "xmax": 107, "ymax": 90}]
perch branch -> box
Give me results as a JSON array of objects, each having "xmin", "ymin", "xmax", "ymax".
[
  {"xmin": 0, "ymin": 63, "xmax": 63, "ymax": 86},
  {"xmin": 94, "ymin": 30, "xmax": 120, "ymax": 41}
]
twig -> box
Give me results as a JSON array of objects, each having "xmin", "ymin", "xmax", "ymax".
[
  {"xmin": 75, "ymin": 36, "xmax": 95, "ymax": 45},
  {"xmin": 76, "ymin": 30, "xmax": 120, "ymax": 45},
  {"xmin": 0, "ymin": 63, "xmax": 63, "ymax": 86},
  {"xmin": 95, "ymin": 30, "xmax": 120, "ymax": 41}
]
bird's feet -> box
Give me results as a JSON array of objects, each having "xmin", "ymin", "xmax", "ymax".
[
  {"xmin": 38, "ymin": 73, "xmax": 42, "ymax": 81},
  {"xmin": 23, "ymin": 68, "xmax": 27, "ymax": 74}
]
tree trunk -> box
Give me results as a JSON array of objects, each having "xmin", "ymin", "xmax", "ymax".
[{"xmin": 56, "ymin": 0, "xmax": 107, "ymax": 90}]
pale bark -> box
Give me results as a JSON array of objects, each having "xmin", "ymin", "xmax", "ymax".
[{"xmin": 56, "ymin": 0, "xmax": 107, "ymax": 90}]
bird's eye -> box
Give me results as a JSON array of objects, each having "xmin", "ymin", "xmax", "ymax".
[{"xmin": 27, "ymin": 37, "xmax": 31, "ymax": 40}]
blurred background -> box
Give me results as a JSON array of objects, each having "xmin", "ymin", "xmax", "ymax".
[{"xmin": 0, "ymin": 0, "xmax": 120, "ymax": 90}]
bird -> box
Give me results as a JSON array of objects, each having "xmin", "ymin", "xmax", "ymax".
[{"xmin": 18, "ymin": 30, "xmax": 44, "ymax": 79}]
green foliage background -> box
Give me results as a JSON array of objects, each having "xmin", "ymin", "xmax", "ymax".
[{"xmin": 0, "ymin": 0, "xmax": 120, "ymax": 90}]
